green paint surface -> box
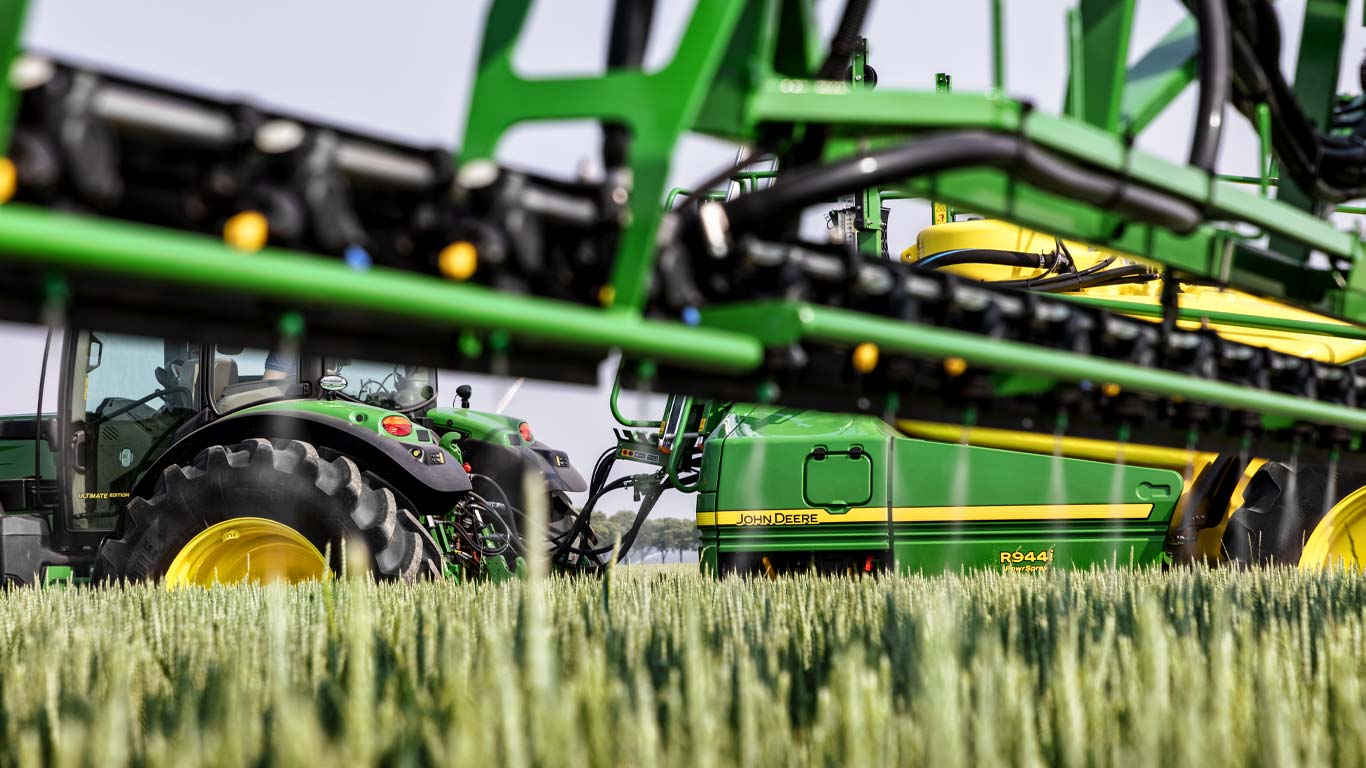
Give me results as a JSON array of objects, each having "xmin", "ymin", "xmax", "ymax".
[
  {"xmin": 232, "ymin": 400, "xmax": 425, "ymax": 444},
  {"xmin": 426, "ymin": 406, "xmax": 526, "ymax": 446},
  {"xmin": 701, "ymin": 406, "xmax": 1180, "ymax": 572},
  {"xmin": 0, "ymin": 413, "xmax": 54, "ymax": 482}
]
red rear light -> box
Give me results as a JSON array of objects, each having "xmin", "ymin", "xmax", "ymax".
[
  {"xmin": 381, "ymin": 415, "xmax": 412, "ymax": 437},
  {"xmin": 519, "ymin": 422, "xmax": 533, "ymax": 442}
]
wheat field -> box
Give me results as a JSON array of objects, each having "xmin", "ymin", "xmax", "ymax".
[{"xmin": 2, "ymin": 566, "xmax": 1366, "ymax": 766}]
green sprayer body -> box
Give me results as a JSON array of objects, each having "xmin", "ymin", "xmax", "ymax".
[{"xmin": 694, "ymin": 406, "xmax": 1179, "ymax": 575}]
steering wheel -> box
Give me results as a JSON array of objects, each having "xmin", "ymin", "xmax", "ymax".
[
  {"xmin": 90, "ymin": 386, "xmax": 190, "ymax": 427},
  {"xmin": 357, "ymin": 376, "xmax": 396, "ymax": 405},
  {"xmin": 154, "ymin": 359, "xmax": 191, "ymax": 410}
]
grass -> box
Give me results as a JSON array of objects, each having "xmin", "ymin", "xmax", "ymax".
[{"xmin": 4, "ymin": 566, "xmax": 1366, "ymax": 766}]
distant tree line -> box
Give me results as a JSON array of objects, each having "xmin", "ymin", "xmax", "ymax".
[{"xmin": 592, "ymin": 512, "xmax": 698, "ymax": 563}]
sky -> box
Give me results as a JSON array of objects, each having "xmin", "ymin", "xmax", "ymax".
[{"xmin": 1, "ymin": 0, "xmax": 1360, "ymax": 517}]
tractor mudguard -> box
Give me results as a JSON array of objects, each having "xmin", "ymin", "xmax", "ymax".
[
  {"xmin": 129, "ymin": 410, "xmax": 471, "ymax": 514},
  {"xmin": 517, "ymin": 445, "xmax": 586, "ymax": 493},
  {"xmin": 462, "ymin": 440, "xmax": 585, "ymax": 494}
]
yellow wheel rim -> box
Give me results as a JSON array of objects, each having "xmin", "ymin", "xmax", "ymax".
[
  {"xmin": 164, "ymin": 517, "xmax": 328, "ymax": 587},
  {"xmin": 1300, "ymin": 486, "xmax": 1366, "ymax": 570}
]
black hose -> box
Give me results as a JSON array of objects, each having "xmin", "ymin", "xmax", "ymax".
[
  {"xmin": 677, "ymin": 0, "xmax": 872, "ymax": 207},
  {"xmin": 1188, "ymin": 0, "xmax": 1230, "ymax": 172},
  {"xmin": 992, "ymin": 256, "xmax": 1118, "ymax": 291},
  {"xmin": 567, "ymin": 482, "xmax": 667, "ymax": 562},
  {"xmin": 550, "ymin": 474, "xmax": 636, "ymax": 560},
  {"xmin": 1223, "ymin": 0, "xmax": 1366, "ymax": 201},
  {"xmin": 1075, "ymin": 270, "xmax": 1160, "ymax": 290},
  {"xmin": 815, "ymin": 0, "xmax": 872, "ymax": 79},
  {"xmin": 1028, "ymin": 264, "xmax": 1155, "ymax": 293},
  {"xmin": 469, "ymin": 473, "xmax": 518, "ymax": 523},
  {"xmin": 913, "ymin": 248, "xmax": 1061, "ymax": 271},
  {"xmin": 460, "ymin": 491, "xmax": 514, "ymax": 557},
  {"xmin": 608, "ymin": 485, "xmax": 664, "ymax": 562},
  {"xmin": 719, "ymin": 131, "xmax": 1202, "ymax": 235},
  {"xmin": 588, "ymin": 447, "xmax": 617, "ymax": 494},
  {"xmin": 602, "ymin": 0, "xmax": 657, "ymax": 169},
  {"xmin": 542, "ymin": 446, "xmax": 621, "ymax": 560}
]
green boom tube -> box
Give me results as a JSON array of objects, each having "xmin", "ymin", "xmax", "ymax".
[
  {"xmin": 703, "ymin": 302, "xmax": 1366, "ymax": 433},
  {"xmin": 0, "ymin": 204, "xmax": 764, "ymax": 373}
]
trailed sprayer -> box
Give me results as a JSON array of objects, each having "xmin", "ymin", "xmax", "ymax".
[{"xmin": 3, "ymin": 0, "xmax": 1366, "ymax": 579}]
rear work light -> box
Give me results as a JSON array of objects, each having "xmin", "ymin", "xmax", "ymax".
[
  {"xmin": 519, "ymin": 422, "xmax": 534, "ymax": 442},
  {"xmin": 381, "ymin": 415, "xmax": 413, "ymax": 437}
]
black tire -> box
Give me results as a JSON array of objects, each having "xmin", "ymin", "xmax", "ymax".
[
  {"xmin": 94, "ymin": 438, "xmax": 442, "ymax": 582},
  {"xmin": 1223, "ymin": 460, "xmax": 1366, "ymax": 565}
]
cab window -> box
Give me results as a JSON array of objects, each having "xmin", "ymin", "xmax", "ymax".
[
  {"xmin": 66, "ymin": 331, "xmax": 198, "ymax": 530},
  {"xmin": 210, "ymin": 346, "xmax": 305, "ymax": 413},
  {"xmin": 325, "ymin": 359, "xmax": 436, "ymax": 411}
]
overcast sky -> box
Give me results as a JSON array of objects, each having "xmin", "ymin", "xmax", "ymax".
[{"xmin": 1, "ymin": 0, "xmax": 1359, "ymax": 516}]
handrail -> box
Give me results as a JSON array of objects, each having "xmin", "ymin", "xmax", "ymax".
[{"xmin": 608, "ymin": 374, "xmax": 661, "ymax": 429}]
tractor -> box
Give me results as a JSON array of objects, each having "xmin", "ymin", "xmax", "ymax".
[{"xmin": 0, "ymin": 330, "xmax": 599, "ymax": 585}]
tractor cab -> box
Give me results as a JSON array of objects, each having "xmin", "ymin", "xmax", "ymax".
[
  {"xmin": 59, "ymin": 331, "xmax": 204, "ymax": 545},
  {"xmin": 58, "ymin": 337, "xmax": 330, "ymax": 546}
]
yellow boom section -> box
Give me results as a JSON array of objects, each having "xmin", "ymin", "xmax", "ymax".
[{"xmin": 903, "ymin": 220, "xmax": 1366, "ymax": 364}]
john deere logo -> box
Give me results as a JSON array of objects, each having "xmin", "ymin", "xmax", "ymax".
[{"xmin": 319, "ymin": 375, "xmax": 348, "ymax": 392}]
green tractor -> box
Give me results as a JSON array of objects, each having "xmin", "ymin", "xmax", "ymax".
[{"xmin": 0, "ymin": 329, "xmax": 599, "ymax": 585}]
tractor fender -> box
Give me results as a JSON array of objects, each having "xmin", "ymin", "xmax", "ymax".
[
  {"xmin": 516, "ymin": 444, "xmax": 587, "ymax": 493},
  {"xmin": 461, "ymin": 440, "xmax": 586, "ymax": 500},
  {"xmin": 131, "ymin": 410, "xmax": 471, "ymax": 514}
]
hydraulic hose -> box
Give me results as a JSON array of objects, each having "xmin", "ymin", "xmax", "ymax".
[
  {"xmin": 992, "ymin": 256, "xmax": 1118, "ymax": 291},
  {"xmin": 544, "ymin": 447, "xmax": 620, "ymax": 557},
  {"xmin": 466, "ymin": 472, "xmax": 524, "ymax": 559},
  {"xmin": 1188, "ymin": 0, "xmax": 1230, "ymax": 172},
  {"xmin": 550, "ymin": 473, "xmax": 635, "ymax": 560},
  {"xmin": 606, "ymin": 484, "xmax": 664, "ymax": 562},
  {"xmin": 1024, "ymin": 264, "xmax": 1155, "ymax": 293},
  {"xmin": 718, "ymin": 130, "xmax": 1202, "ymax": 236},
  {"xmin": 678, "ymin": 0, "xmax": 872, "ymax": 207},
  {"xmin": 601, "ymin": 0, "xmax": 657, "ymax": 169},
  {"xmin": 588, "ymin": 447, "xmax": 617, "ymax": 495},
  {"xmin": 568, "ymin": 482, "xmax": 667, "ymax": 562},
  {"xmin": 815, "ymin": 0, "xmax": 872, "ymax": 79},
  {"xmin": 1076, "ymin": 269, "xmax": 1160, "ymax": 290},
  {"xmin": 913, "ymin": 248, "xmax": 1062, "ymax": 271},
  {"xmin": 1223, "ymin": 0, "xmax": 1366, "ymax": 201}
]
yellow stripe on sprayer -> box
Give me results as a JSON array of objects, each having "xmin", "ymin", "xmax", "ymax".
[
  {"xmin": 888, "ymin": 503, "xmax": 1152, "ymax": 521},
  {"xmin": 897, "ymin": 420, "xmax": 1213, "ymax": 471},
  {"xmin": 697, "ymin": 503, "xmax": 1153, "ymax": 527}
]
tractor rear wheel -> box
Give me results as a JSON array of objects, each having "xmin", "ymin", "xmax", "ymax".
[
  {"xmin": 1223, "ymin": 460, "xmax": 1366, "ymax": 567},
  {"xmin": 94, "ymin": 438, "xmax": 442, "ymax": 585}
]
